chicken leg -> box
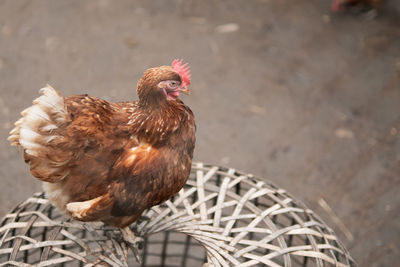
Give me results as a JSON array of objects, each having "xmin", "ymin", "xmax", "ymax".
[{"xmin": 120, "ymin": 226, "xmax": 144, "ymax": 263}]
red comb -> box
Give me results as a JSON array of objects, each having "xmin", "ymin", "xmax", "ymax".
[
  {"xmin": 172, "ymin": 59, "xmax": 191, "ymax": 87},
  {"xmin": 331, "ymin": 0, "xmax": 342, "ymax": 11}
]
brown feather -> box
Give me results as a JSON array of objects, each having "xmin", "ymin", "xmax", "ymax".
[{"xmin": 9, "ymin": 65, "xmax": 196, "ymax": 228}]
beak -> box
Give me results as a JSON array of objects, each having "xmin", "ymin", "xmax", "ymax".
[{"xmin": 179, "ymin": 86, "xmax": 190, "ymax": 95}]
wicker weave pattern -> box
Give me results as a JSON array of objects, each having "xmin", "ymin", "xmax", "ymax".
[{"xmin": 0, "ymin": 162, "xmax": 356, "ymax": 266}]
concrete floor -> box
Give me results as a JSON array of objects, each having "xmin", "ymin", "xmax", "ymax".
[{"xmin": 0, "ymin": 0, "xmax": 399, "ymax": 266}]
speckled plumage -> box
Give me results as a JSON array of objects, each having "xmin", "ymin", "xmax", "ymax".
[{"xmin": 9, "ymin": 63, "xmax": 196, "ymax": 228}]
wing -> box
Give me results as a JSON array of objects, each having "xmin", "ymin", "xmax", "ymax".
[
  {"xmin": 110, "ymin": 143, "xmax": 168, "ymax": 215},
  {"xmin": 65, "ymin": 143, "xmax": 167, "ymax": 227}
]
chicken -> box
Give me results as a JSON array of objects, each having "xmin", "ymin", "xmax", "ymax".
[
  {"xmin": 331, "ymin": 0, "xmax": 383, "ymax": 12},
  {"xmin": 8, "ymin": 60, "xmax": 196, "ymax": 258}
]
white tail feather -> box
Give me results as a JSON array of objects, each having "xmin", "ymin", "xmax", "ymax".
[
  {"xmin": 9, "ymin": 85, "xmax": 71, "ymax": 186},
  {"xmin": 8, "ymin": 85, "xmax": 67, "ymax": 156},
  {"xmin": 40, "ymin": 124, "xmax": 58, "ymax": 132},
  {"xmin": 14, "ymin": 117, "xmax": 24, "ymax": 126},
  {"xmin": 19, "ymin": 138, "xmax": 44, "ymax": 150},
  {"xmin": 21, "ymin": 105, "xmax": 51, "ymax": 121},
  {"xmin": 20, "ymin": 127, "xmax": 42, "ymax": 142}
]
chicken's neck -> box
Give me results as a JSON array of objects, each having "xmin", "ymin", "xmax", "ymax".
[{"xmin": 128, "ymin": 99, "xmax": 193, "ymax": 146}]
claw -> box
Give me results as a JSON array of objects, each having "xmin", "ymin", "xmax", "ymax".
[
  {"xmin": 136, "ymin": 215, "xmax": 151, "ymax": 224},
  {"xmin": 120, "ymin": 226, "xmax": 144, "ymax": 264}
]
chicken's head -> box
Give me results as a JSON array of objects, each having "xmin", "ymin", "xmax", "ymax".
[
  {"xmin": 331, "ymin": 0, "xmax": 346, "ymax": 11},
  {"xmin": 137, "ymin": 59, "xmax": 191, "ymax": 105}
]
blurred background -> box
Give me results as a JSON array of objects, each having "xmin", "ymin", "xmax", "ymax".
[{"xmin": 0, "ymin": 0, "xmax": 399, "ymax": 266}]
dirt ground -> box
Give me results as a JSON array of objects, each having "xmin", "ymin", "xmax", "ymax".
[{"xmin": 0, "ymin": 0, "xmax": 399, "ymax": 266}]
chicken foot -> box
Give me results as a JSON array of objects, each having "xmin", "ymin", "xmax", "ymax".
[{"xmin": 120, "ymin": 226, "xmax": 144, "ymax": 264}]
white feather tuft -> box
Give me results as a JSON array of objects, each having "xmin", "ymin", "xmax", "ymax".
[
  {"xmin": 66, "ymin": 197, "xmax": 103, "ymax": 219},
  {"xmin": 45, "ymin": 135, "xmax": 57, "ymax": 143},
  {"xmin": 40, "ymin": 124, "xmax": 58, "ymax": 132},
  {"xmin": 43, "ymin": 182, "xmax": 70, "ymax": 212},
  {"xmin": 20, "ymin": 127, "xmax": 42, "ymax": 142},
  {"xmin": 21, "ymin": 105, "xmax": 50, "ymax": 120},
  {"xmin": 9, "ymin": 85, "xmax": 67, "ymax": 153},
  {"xmin": 9, "ymin": 128, "xmax": 19, "ymax": 136},
  {"xmin": 19, "ymin": 139, "xmax": 43, "ymax": 151},
  {"xmin": 14, "ymin": 117, "xmax": 24, "ymax": 126}
]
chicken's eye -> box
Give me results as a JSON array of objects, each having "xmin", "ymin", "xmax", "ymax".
[{"xmin": 167, "ymin": 80, "xmax": 180, "ymax": 89}]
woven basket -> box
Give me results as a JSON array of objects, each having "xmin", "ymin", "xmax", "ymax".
[{"xmin": 0, "ymin": 162, "xmax": 357, "ymax": 266}]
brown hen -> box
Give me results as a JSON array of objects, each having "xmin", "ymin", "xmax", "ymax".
[
  {"xmin": 8, "ymin": 60, "xmax": 196, "ymax": 257},
  {"xmin": 331, "ymin": 0, "xmax": 383, "ymax": 12}
]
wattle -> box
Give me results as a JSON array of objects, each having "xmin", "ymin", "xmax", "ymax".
[{"xmin": 167, "ymin": 91, "xmax": 180, "ymax": 100}]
